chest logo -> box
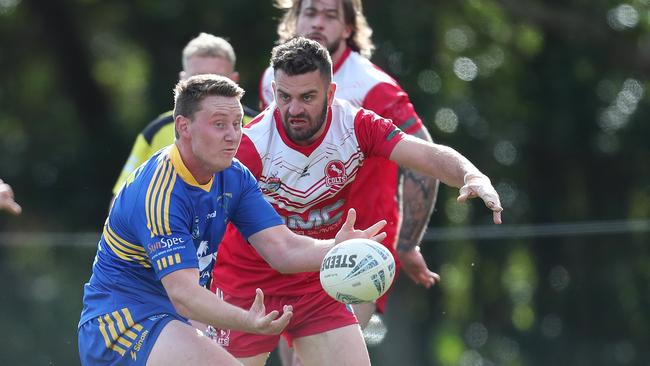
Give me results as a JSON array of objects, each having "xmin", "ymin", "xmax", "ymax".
[
  {"xmin": 325, "ymin": 160, "xmax": 348, "ymax": 187},
  {"xmin": 266, "ymin": 175, "xmax": 281, "ymax": 193}
]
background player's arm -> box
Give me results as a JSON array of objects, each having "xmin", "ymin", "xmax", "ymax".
[
  {"xmin": 0, "ymin": 179, "xmax": 21, "ymax": 215},
  {"xmin": 112, "ymin": 134, "xmax": 153, "ymax": 195},
  {"xmin": 397, "ymin": 126, "xmax": 440, "ymax": 288},
  {"xmin": 389, "ymin": 135, "xmax": 503, "ymax": 224},
  {"xmin": 249, "ymin": 209, "xmax": 387, "ymax": 273},
  {"xmin": 162, "ymin": 267, "xmax": 292, "ymax": 335}
]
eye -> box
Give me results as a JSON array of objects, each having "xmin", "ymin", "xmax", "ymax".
[
  {"xmin": 279, "ymin": 93, "xmax": 290, "ymax": 102},
  {"xmin": 303, "ymin": 94, "xmax": 314, "ymax": 102}
]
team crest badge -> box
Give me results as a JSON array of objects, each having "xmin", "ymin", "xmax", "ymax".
[
  {"xmin": 191, "ymin": 216, "xmax": 200, "ymax": 239},
  {"xmin": 266, "ymin": 174, "xmax": 281, "ymax": 192},
  {"xmin": 325, "ymin": 160, "xmax": 347, "ymax": 186}
]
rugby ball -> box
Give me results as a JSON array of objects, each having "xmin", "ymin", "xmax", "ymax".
[{"xmin": 320, "ymin": 238, "xmax": 396, "ymax": 304}]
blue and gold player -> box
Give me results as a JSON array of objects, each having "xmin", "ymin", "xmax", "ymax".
[{"xmin": 78, "ymin": 74, "xmax": 387, "ymax": 366}]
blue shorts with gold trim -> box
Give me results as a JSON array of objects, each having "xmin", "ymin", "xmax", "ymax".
[{"xmin": 78, "ymin": 308, "xmax": 187, "ymax": 366}]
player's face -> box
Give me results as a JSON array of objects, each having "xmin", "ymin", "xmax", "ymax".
[
  {"xmin": 296, "ymin": 0, "xmax": 352, "ymax": 58},
  {"xmin": 273, "ymin": 69, "xmax": 335, "ymax": 145},
  {"xmin": 181, "ymin": 56, "xmax": 240, "ymax": 83},
  {"xmin": 188, "ymin": 95, "xmax": 243, "ymax": 172}
]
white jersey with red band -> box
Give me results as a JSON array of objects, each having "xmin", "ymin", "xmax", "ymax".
[{"xmin": 211, "ymin": 98, "xmax": 405, "ymax": 297}]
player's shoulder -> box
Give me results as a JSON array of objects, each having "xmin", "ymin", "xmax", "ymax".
[
  {"xmin": 221, "ymin": 158, "xmax": 256, "ymax": 183},
  {"xmin": 332, "ymin": 98, "xmax": 363, "ymax": 116},
  {"xmin": 343, "ymin": 52, "xmax": 399, "ymax": 87},
  {"xmin": 142, "ymin": 111, "xmax": 174, "ymax": 144}
]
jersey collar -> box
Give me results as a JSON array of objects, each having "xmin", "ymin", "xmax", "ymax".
[
  {"xmin": 333, "ymin": 47, "xmax": 352, "ymax": 74},
  {"xmin": 169, "ymin": 144, "xmax": 213, "ymax": 192},
  {"xmin": 272, "ymin": 107, "xmax": 333, "ymax": 157}
]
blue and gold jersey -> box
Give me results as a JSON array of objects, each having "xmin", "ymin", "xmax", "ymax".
[{"xmin": 80, "ymin": 144, "xmax": 283, "ymax": 326}]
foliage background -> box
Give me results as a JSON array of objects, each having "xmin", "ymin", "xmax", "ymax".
[{"xmin": 0, "ymin": 0, "xmax": 649, "ymax": 365}]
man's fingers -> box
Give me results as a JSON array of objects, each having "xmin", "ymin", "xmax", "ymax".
[
  {"xmin": 363, "ymin": 219, "xmax": 386, "ymax": 238},
  {"xmin": 251, "ymin": 288, "xmax": 264, "ymax": 311},
  {"xmin": 342, "ymin": 208, "xmax": 357, "ymax": 230},
  {"xmin": 493, "ymin": 210, "xmax": 502, "ymax": 224},
  {"xmin": 267, "ymin": 309, "xmax": 293, "ymax": 334},
  {"xmin": 8, "ymin": 202, "xmax": 22, "ymax": 215},
  {"xmin": 370, "ymin": 232, "xmax": 387, "ymax": 243}
]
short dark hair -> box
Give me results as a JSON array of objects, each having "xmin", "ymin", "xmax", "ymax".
[
  {"xmin": 173, "ymin": 74, "xmax": 244, "ymax": 120},
  {"xmin": 270, "ymin": 37, "xmax": 332, "ymax": 82}
]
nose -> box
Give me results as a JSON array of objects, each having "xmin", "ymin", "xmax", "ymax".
[
  {"xmin": 311, "ymin": 13, "xmax": 326, "ymax": 29},
  {"xmin": 288, "ymin": 99, "xmax": 304, "ymax": 116},
  {"xmin": 223, "ymin": 124, "xmax": 239, "ymax": 142}
]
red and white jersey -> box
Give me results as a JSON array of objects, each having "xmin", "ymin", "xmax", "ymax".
[
  {"xmin": 211, "ymin": 98, "xmax": 405, "ymax": 297},
  {"xmin": 260, "ymin": 48, "xmax": 426, "ymax": 274}
]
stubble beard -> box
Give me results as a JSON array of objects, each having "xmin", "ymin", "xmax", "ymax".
[{"xmin": 284, "ymin": 100, "xmax": 329, "ymax": 143}]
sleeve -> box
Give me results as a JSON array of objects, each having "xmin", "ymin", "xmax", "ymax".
[
  {"xmin": 362, "ymin": 82, "xmax": 424, "ymax": 135},
  {"xmin": 229, "ymin": 164, "xmax": 284, "ymax": 239},
  {"xmin": 112, "ymin": 134, "xmax": 153, "ymax": 194},
  {"xmin": 138, "ymin": 177, "xmax": 199, "ymax": 280},
  {"xmin": 258, "ymin": 67, "xmax": 275, "ymax": 110},
  {"xmin": 354, "ymin": 108, "xmax": 406, "ymax": 158}
]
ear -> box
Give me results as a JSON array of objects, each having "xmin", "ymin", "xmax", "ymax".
[
  {"xmin": 343, "ymin": 24, "xmax": 353, "ymax": 40},
  {"xmin": 327, "ymin": 82, "xmax": 337, "ymax": 106},
  {"xmin": 179, "ymin": 70, "xmax": 187, "ymax": 81},
  {"xmin": 230, "ymin": 71, "xmax": 240, "ymax": 83},
  {"xmin": 175, "ymin": 115, "xmax": 191, "ymax": 138}
]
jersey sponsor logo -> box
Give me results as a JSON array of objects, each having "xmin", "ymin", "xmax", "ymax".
[
  {"xmin": 147, "ymin": 236, "xmax": 185, "ymax": 253},
  {"xmin": 325, "ymin": 160, "xmax": 348, "ymax": 186},
  {"xmin": 285, "ymin": 199, "xmax": 344, "ymax": 230},
  {"xmin": 205, "ymin": 211, "xmax": 217, "ymax": 220}
]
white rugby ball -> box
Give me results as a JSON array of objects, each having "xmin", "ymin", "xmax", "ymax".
[{"xmin": 320, "ymin": 238, "xmax": 396, "ymax": 304}]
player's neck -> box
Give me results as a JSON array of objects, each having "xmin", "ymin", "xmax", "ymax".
[
  {"xmin": 330, "ymin": 42, "xmax": 347, "ymax": 66},
  {"xmin": 175, "ymin": 141, "xmax": 213, "ymax": 185}
]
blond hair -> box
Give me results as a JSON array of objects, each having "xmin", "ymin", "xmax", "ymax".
[
  {"xmin": 182, "ymin": 33, "xmax": 236, "ymax": 70},
  {"xmin": 274, "ymin": 0, "xmax": 375, "ymax": 58}
]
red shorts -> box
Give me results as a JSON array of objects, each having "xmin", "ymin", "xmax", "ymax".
[{"xmin": 213, "ymin": 288, "xmax": 358, "ymax": 358}]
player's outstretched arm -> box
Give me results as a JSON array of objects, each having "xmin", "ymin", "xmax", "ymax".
[
  {"xmin": 0, "ymin": 179, "xmax": 21, "ymax": 215},
  {"xmin": 397, "ymin": 127, "xmax": 440, "ymax": 288},
  {"xmin": 389, "ymin": 136, "xmax": 503, "ymax": 224},
  {"xmin": 161, "ymin": 268, "xmax": 292, "ymax": 335},
  {"xmin": 249, "ymin": 209, "xmax": 387, "ymax": 273}
]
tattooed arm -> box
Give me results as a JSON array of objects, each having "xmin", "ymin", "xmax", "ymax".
[{"xmin": 396, "ymin": 126, "xmax": 441, "ymax": 288}]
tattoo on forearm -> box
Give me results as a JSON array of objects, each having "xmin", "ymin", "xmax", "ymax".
[{"xmin": 396, "ymin": 127, "xmax": 439, "ymax": 251}]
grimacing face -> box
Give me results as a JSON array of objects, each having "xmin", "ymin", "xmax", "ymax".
[
  {"xmin": 186, "ymin": 95, "xmax": 243, "ymax": 172},
  {"xmin": 295, "ymin": 0, "xmax": 352, "ymax": 58},
  {"xmin": 273, "ymin": 69, "xmax": 334, "ymax": 145}
]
